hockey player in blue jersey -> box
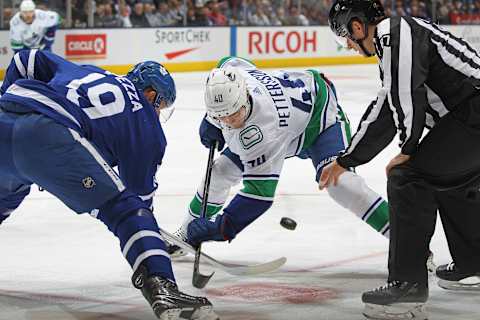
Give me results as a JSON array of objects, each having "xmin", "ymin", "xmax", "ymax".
[{"xmin": 0, "ymin": 49, "xmax": 217, "ymax": 320}]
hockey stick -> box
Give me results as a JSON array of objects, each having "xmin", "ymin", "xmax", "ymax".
[
  {"xmin": 192, "ymin": 143, "xmax": 217, "ymax": 289},
  {"xmin": 160, "ymin": 227, "xmax": 287, "ymax": 276}
]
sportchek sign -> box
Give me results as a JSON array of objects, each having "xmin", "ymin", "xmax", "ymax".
[{"xmin": 65, "ymin": 34, "xmax": 107, "ymax": 60}]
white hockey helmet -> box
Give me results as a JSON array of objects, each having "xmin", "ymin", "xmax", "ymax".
[
  {"xmin": 20, "ymin": 0, "xmax": 36, "ymax": 11},
  {"xmin": 204, "ymin": 66, "xmax": 248, "ymax": 119}
]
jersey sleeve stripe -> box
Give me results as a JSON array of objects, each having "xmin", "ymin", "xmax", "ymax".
[
  {"xmin": 13, "ymin": 53, "xmax": 26, "ymax": 77},
  {"xmin": 27, "ymin": 49, "xmax": 37, "ymax": 80},
  {"xmin": 6, "ymin": 84, "xmax": 82, "ymax": 128},
  {"xmin": 345, "ymin": 94, "xmax": 387, "ymax": 156},
  {"xmin": 397, "ymin": 18, "xmax": 414, "ymax": 148}
]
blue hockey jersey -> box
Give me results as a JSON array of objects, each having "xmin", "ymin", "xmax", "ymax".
[{"xmin": 0, "ymin": 49, "xmax": 166, "ymax": 208}]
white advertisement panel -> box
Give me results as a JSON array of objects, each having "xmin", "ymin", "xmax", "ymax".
[
  {"xmin": 236, "ymin": 26, "xmax": 356, "ymax": 59},
  {"xmin": 0, "ymin": 27, "xmax": 231, "ymax": 69},
  {"xmin": 58, "ymin": 27, "xmax": 230, "ymax": 65}
]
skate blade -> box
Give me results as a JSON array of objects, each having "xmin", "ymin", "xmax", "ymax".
[
  {"xmin": 170, "ymin": 248, "xmax": 188, "ymax": 259},
  {"xmin": 363, "ymin": 303, "xmax": 427, "ymax": 320},
  {"xmin": 438, "ymin": 277, "xmax": 480, "ymax": 291},
  {"xmin": 189, "ymin": 305, "xmax": 219, "ymax": 320},
  {"xmin": 156, "ymin": 307, "xmax": 182, "ymax": 320}
]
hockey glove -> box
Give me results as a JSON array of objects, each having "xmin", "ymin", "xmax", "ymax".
[
  {"xmin": 187, "ymin": 214, "xmax": 236, "ymax": 247},
  {"xmin": 199, "ymin": 116, "xmax": 225, "ymax": 151}
]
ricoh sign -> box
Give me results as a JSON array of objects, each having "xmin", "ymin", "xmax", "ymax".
[
  {"xmin": 65, "ymin": 34, "xmax": 107, "ymax": 60},
  {"xmin": 248, "ymin": 30, "xmax": 317, "ymax": 54},
  {"xmin": 237, "ymin": 26, "xmax": 344, "ymax": 58}
]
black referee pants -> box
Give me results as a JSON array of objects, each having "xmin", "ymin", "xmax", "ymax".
[{"xmin": 387, "ymin": 100, "xmax": 480, "ymax": 285}]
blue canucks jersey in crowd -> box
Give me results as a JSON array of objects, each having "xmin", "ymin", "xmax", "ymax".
[{"xmin": 0, "ymin": 49, "xmax": 166, "ymax": 209}]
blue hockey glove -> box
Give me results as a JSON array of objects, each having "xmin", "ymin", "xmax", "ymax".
[
  {"xmin": 199, "ymin": 116, "xmax": 225, "ymax": 151},
  {"xmin": 187, "ymin": 214, "xmax": 237, "ymax": 247}
]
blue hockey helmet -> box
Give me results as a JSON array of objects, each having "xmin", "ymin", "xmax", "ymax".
[{"xmin": 127, "ymin": 61, "xmax": 176, "ymax": 122}]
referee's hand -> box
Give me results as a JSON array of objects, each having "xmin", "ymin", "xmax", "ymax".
[{"xmin": 386, "ymin": 153, "xmax": 410, "ymax": 176}]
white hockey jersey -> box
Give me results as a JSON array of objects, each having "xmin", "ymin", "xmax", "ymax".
[
  {"xmin": 9, "ymin": 9, "xmax": 59, "ymax": 51},
  {"xmin": 215, "ymin": 57, "xmax": 341, "ymax": 201}
]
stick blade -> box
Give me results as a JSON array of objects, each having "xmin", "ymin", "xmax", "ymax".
[{"xmin": 192, "ymin": 271, "xmax": 215, "ymax": 289}]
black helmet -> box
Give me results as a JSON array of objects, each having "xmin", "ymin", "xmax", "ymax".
[{"xmin": 328, "ymin": 0, "xmax": 385, "ymax": 39}]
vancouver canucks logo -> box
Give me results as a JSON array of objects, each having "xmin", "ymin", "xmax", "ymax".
[{"xmin": 239, "ymin": 125, "xmax": 263, "ymax": 150}]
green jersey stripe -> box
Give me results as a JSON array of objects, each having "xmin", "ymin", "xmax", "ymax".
[
  {"xmin": 241, "ymin": 179, "xmax": 278, "ymax": 199},
  {"xmin": 365, "ymin": 201, "xmax": 389, "ymax": 232},
  {"xmin": 301, "ymin": 69, "xmax": 329, "ymax": 150}
]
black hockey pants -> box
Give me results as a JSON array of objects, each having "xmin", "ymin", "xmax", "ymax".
[{"xmin": 387, "ymin": 97, "xmax": 480, "ymax": 285}]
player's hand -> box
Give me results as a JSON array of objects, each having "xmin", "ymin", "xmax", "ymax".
[
  {"xmin": 319, "ymin": 160, "xmax": 347, "ymax": 190},
  {"xmin": 386, "ymin": 153, "xmax": 410, "ymax": 176},
  {"xmin": 187, "ymin": 217, "xmax": 224, "ymax": 247},
  {"xmin": 199, "ymin": 115, "xmax": 225, "ymax": 151}
]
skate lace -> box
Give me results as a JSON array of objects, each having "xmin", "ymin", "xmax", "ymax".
[
  {"xmin": 173, "ymin": 225, "xmax": 188, "ymax": 241},
  {"xmin": 376, "ymin": 281, "xmax": 400, "ymax": 291},
  {"xmin": 446, "ymin": 262, "xmax": 456, "ymax": 271}
]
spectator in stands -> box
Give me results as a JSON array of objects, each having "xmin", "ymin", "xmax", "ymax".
[
  {"xmin": 98, "ymin": 1, "xmax": 123, "ymax": 27},
  {"xmin": 156, "ymin": 1, "xmax": 176, "ymax": 26},
  {"xmin": 117, "ymin": 0, "xmax": 133, "ymax": 27},
  {"xmin": 191, "ymin": 5, "xmax": 213, "ymax": 25},
  {"xmin": 249, "ymin": 3, "xmax": 271, "ymax": 25},
  {"xmin": 144, "ymin": 0, "xmax": 161, "ymax": 26},
  {"xmin": 286, "ymin": 5, "xmax": 309, "ymax": 25},
  {"xmin": 72, "ymin": 0, "xmax": 88, "ymax": 28},
  {"xmin": 168, "ymin": 0, "xmax": 186, "ymax": 25},
  {"xmin": 198, "ymin": 5, "xmax": 215, "ymax": 25},
  {"xmin": 130, "ymin": 1, "xmax": 150, "ymax": 27},
  {"xmin": 270, "ymin": 6, "xmax": 287, "ymax": 25},
  {"xmin": 394, "ymin": 0, "xmax": 407, "ymax": 16},
  {"xmin": 409, "ymin": 0, "xmax": 428, "ymax": 18},
  {"xmin": 3, "ymin": 7, "xmax": 14, "ymax": 29},
  {"xmin": 186, "ymin": 6, "xmax": 200, "ymax": 25},
  {"xmin": 474, "ymin": 0, "xmax": 480, "ymax": 14},
  {"xmin": 436, "ymin": 0, "xmax": 452, "ymax": 23},
  {"xmin": 94, "ymin": 2, "xmax": 106, "ymax": 27},
  {"xmin": 206, "ymin": 0, "xmax": 228, "ymax": 25}
]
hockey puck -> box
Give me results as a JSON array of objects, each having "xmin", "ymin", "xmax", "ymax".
[{"xmin": 280, "ymin": 217, "xmax": 297, "ymax": 230}]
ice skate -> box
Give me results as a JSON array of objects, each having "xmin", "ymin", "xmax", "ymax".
[
  {"xmin": 362, "ymin": 281, "xmax": 428, "ymax": 320},
  {"xmin": 436, "ymin": 262, "xmax": 480, "ymax": 291},
  {"xmin": 166, "ymin": 215, "xmax": 195, "ymax": 258},
  {"xmin": 132, "ymin": 265, "xmax": 219, "ymax": 320}
]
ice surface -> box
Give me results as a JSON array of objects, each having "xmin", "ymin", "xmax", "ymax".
[{"xmin": 0, "ymin": 64, "xmax": 478, "ymax": 320}]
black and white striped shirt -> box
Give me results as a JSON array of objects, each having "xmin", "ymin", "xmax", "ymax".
[{"xmin": 337, "ymin": 16, "xmax": 480, "ymax": 169}]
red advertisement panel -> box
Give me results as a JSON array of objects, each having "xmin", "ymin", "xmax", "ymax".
[{"xmin": 65, "ymin": 34, "xmax": 107, "ymax": 60}]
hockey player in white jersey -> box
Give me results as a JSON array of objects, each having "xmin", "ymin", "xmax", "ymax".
[
  {"xmin": 170, "ymin": 56, "xmax": 391, "ymax": 251},
  {"xmin": 9, "ymin": 0, "xmax": 60, "ymax": 53}
]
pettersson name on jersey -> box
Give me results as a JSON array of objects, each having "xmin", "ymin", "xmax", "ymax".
[{"xmin": 247, "ymin": 69, "xmax": 290, "ymax": 127}]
